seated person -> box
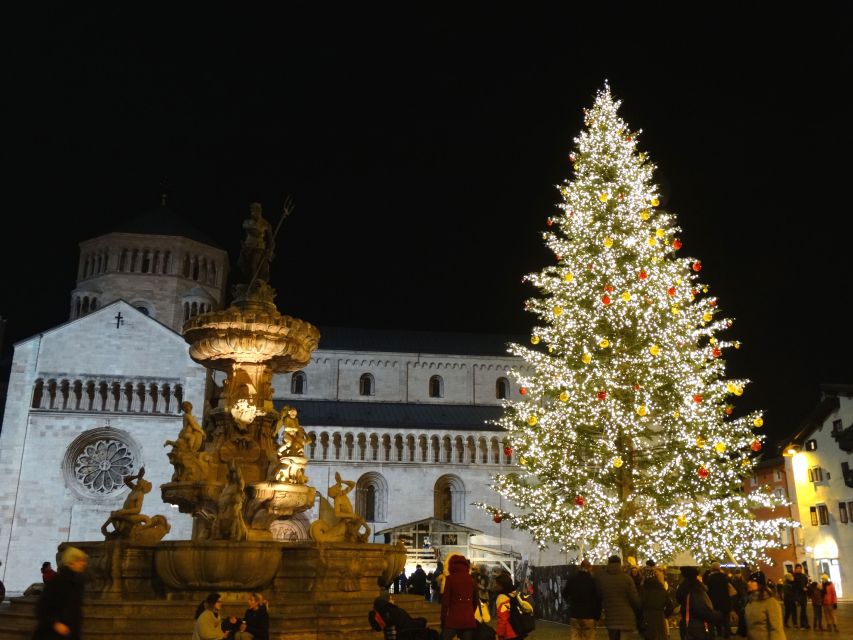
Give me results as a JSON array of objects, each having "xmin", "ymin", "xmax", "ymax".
[{"xmin": 372, "ymin": 593, "xmax": 436, "ymax": 640}]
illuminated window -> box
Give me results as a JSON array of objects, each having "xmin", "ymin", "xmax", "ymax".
[
  {"xmin": 780, "ymin": 526, "xmax": 792, "ymax": 545},
  {"xmin": 840, "ymin": 502, "xmax": 849, "ymax": 524},
  {"xmin": 808, "ymin": 466, "xmax": 824, "ymax": 483},
  {"xmin": 774, "ymin": 470, "xmax": 782, "ymax": 481},
  {"xmin": 750, "ymin": 474, "xmax": 758, "ymax": 486},
  {"xmin": 818, "ymin": 504, "xmax": 829, "ymax": 526},
  {"xmin": 805, "ymin": 439, "xmax": 817, "ymax": 451},
  {"xmin": 810, "ymin": 507, "xmax": 818, "ymax": 526}
]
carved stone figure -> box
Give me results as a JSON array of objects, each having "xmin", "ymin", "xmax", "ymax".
[
  {"xmin": 164, "ymin": 401, "xmax": 210, "ymax": 482},
  {"xmin": 212, "ymin": 462, "xmax": 249, "ymax": 541},
  {"xmin": 101, "ymin": 468, "xmax": 170, "ymax": 544},
  {"xmin": 237, "ymin": 202, "xmax": 275, "ymax": 283},
  {"xmin": 278, "ymin": 406, "xmax": 308, "ymax": 457},
  {"xmin": 309, "ymin": 472, "xmax": 370, "ymax": 543}
]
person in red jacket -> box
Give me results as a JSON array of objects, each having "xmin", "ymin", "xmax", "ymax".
[
  {"xmin": 821, "ymin": 575, "xmax": 838, "ymax": 632},
  {"xmin": 41, "ymin": 562, "xmax": 57, "ymax": 584},
  {"xmin": 440, "ymin": 553, "xmax": 478, "ymax": 640}
]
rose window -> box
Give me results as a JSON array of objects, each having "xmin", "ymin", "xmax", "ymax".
[
  {"xmin": 63, "ymin": 427, "xmax": 141, "ymax": 500},
  {"xmin": 74, "ymin": 439, "xmax": 135, "ymax": 494}
]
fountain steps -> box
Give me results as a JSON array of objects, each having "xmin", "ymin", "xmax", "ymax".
[{"xmin": 0, "ymin": 594, "xmax": 440, "ymax": 640}]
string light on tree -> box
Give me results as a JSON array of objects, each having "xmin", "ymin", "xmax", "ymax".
[{"xmin": 476, "ymin": 83, "xmax": 791, "ymax": 565}]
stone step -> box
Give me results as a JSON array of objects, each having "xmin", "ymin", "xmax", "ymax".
[{"xmin": 0, "ymin": 595, "xmax": 440, "ymax": 640}]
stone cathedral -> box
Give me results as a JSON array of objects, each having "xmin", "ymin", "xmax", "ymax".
[{"xmin": 0, "ymin": 204, "xmax": 563, "ymax": 593}]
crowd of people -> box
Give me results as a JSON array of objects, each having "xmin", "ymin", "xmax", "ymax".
[
  {"xmin": 561, "ymin": 556, "xmax": 841, "ymax": 640},
  {"xmin": 384, "ymin": 553, "xmax": 534, "ymax": 640}
]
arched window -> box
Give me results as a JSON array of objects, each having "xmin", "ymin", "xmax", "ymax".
[
  {"xmin": 359, "ymin": 373, "xmax": 374, "ymax": 396},
  {"xmin": 356, "ymin": 472, "xmax": 388, "ymax": 523},
  {"xmin": 429, "ymin": 375, "xmax": 443, "ymax": 398},
  {"xmin": 291, "ymin": 372, "xmax": 306, "ymax": 395},
  {"xmin": 434, "ymin": 474, "xmax": 465, "ymax": 522},
  {"xmin": 496, "ymin": 377, "xmax": 509, "ymax": 399}
]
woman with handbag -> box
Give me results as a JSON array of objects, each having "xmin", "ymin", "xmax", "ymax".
[
  {"xmin": 743, "ymin": 571, "xmax": 785, "ymax": 640},
  {"xmin": 675, "ymin": 566, "xmax": 721, "ymax": 640}
]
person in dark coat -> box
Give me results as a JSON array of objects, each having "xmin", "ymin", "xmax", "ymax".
[
  {"xmin": 594, "ymin": 555, "xmax": 641, "ymax": 640},
  {"xmin": 374, "ymin": 593, "xmax": 431, "ymax": 640},
  {"xmin": 243, "ymin": 592, "xmax": 270, "ymax": 640},
  {"xmin": 704, "ymin": 562, "xmax": 734, "ymax": 638},
  {"xmin": 32, "ymin": 546, "xmax": 88, "ymax": 640},
  {"xmin": 409, "ymin": 564, "xmax": 429, "ymax": 597},
  {"xmin": 791, "ymin": 565, "xmax": 809, "ymax": 629},
  {"xmin": 676, "ymin": 566, "xmax": 721, "ymax": 640},
  {"xmin": 562, "ymin": 559, "xmax": 601, "ymax": 640},
  {"xmin": 440, "ymin": 553, "xmax": 478, "ymax": 640},
  {"xmin": 639, "ymin": 567, "xmax": 674, "ymax": 640}
]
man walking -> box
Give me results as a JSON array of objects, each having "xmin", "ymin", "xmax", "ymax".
[
  {"xmin": 563, "ymin": 559, "xmax": 601, "ymax": 640},
  {"xmin": 595, "ymin": 555, "xmax": 640, "ymax": 640},
  {"xmin": 704, "ymin": 561, "xmax": 734, "ymax": 638},
  {"xmin": 32, "ymin": 546, "xmax": 88, "ymax": 640}
]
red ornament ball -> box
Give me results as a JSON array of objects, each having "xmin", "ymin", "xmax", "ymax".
[
  {"xmin": 519, "ymin": 387, "xmax": 527, "ymax": 395},
  {"xmin": 672, "ymin": 239, "xmax": 682, "ymax": 250},
  {"xmin": 712, "ymin": 348, "xmax": 722, "ymax": 358},
  {"xmin": 546, "ymin": 218, "xmax": 554, "ymax": 227},
  {"xmin": 601, "ymin": 295, "xmax": 611, "ymax": 305},
  {"xmin": 504, "ymin": 446, "xmax": 512, "ymax": 457},
  {"xmin": 692, "ymin": 261, "xmax": 702, "ymax": 272},
  {"xmin": 493, "ymin": 513, "xmax": 504, "ymax": 523},
  {"xmin": 698, "ymin": 466, "xmax": 710, "ymax": 479},
  {"xmin": 633, "ymin": 383, "xmax": 641, "ymax": 391},
  {"xmin": 667, "ymin": 286, "xmax": 676, "ymax": 297},
  {"xmin": 604, "ymin": 284, "xmax": 615, "ymax": 293},
  {"xmin": 693, "ymin": 394, "xmax": 703, "ymax": 403},
  {"xmin": 639, "ymin": 270, "xmax": 648, "ymax": 280},
  {"xmin": 597, "ymin": 390, "xmax": 607, "ymax": 401},
  {"xmin": 709, "ymin": 300, "xmax": 718, "ymax": 307},
  {"xmin": 751, "ymin": 440, "xmax": 762, "ymax": 452},
  {"xmin": 574, "ymin": 495, "xmax": 586, "ymax": 507}
]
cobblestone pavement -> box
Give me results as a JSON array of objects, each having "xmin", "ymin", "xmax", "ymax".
[{"xmin": 523, "ymin": 602, "xmax": 851, "ymax": 640}]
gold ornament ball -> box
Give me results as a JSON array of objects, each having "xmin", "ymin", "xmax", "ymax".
[
  {"xmin": 734, "ymin": 386, "xmax": 744, "ymax": 396},
  {"xmin": 714, "ymin": 442, "xmax": 727, "ymax": 454},
  {"xmin": 553, "ymin": 306, "xmax": 563, "ymax": 316},
  {"xmin": 649, "ymin": 344, "xmax": 660, "ymax": 356},
  {"xmin": 582, "ymin": 353, "xmax": 592, "ymax": 364},
  {"xmin": 559, "ymin": 391, "xmax": 569, "ymax": 402},
  {"xmin": 702, "ymin": 312, "xmax": 713, "ymax": 322},
  {"xmin": 656, "ymin": 228, "xmax": 665, "ymax": 238},
  {"xmin": 531, "ymin": 335, "xmax": 540, "ymax": 345},
  {"xmin": 612, "ymin": 457, "xmax": 624, "ymax": 468},
  {"xmin": 676, "ymin": 515, "xmax": 688, "ymax": 528},
  {"xmin": 599, "ymin": 192, "xmax": 610, "ymax": 202},
  {"xmin": 621, "ymin": 291, "xmax": 631, "ymax": 302},
  {"xmin": 637, "ymin": 405, "xmax": 648, "ymax": 417},
  {"xmin": 648, "ymin": 236, "xmax": 657, "ymax": 247},
  {"xmin": 695, "ymin": 437, "xmax": 706, "ymax": 448},
  {"xmin": 651, "ymin": 198, "xmax": 660, "ymax": 207},
  {"xmin": 527, "ymin": 415, "xmax": 538, "ymax": 426},
  {"xmin": 599, "ymin": 338, "xmax": 610, "ymax": 348},
  {"xmin": 519, "ymin": 456, "xmax": 527, "ymax": 465},
  {"xmin": 603, "ymin": 237, "xmax": 613, "ymax": 248},
  {"xmin": 753, "ymin": 417, "xmax": 764, "ymax": 427},
  {"xmin": 639, "ymin": 210, "xmax": 650, "ymax": 221},
  {"xmin": 564, "ymin": 272, "xmax": 574, "ymax": 282}
]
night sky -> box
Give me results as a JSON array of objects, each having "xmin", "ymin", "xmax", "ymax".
[{"xmin": 2, "ymin": 5, "xmax": 851, "ymax": 446}]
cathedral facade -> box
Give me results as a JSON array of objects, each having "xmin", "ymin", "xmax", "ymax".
[{"xmin": 0, "ymin": 208, "xmax": 562, "ymax": 593}]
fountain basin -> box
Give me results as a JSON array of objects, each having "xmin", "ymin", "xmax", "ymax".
[{"xmin": 154, "ymin": 540, "xmax": 283, "ymax": 590}]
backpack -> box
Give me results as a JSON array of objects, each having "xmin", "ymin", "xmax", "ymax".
[{"xmin": 508, "ymin": 594, "xmax": 536, "ymax": 636}]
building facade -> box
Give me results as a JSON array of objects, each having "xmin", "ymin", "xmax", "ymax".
[
  {"xmin": 782, "ymin": 384, "xmax": 853, "ymax": 599},
  {"xmin": 0, "ymin": 209, "xmax": 561, "ymax": 593}
]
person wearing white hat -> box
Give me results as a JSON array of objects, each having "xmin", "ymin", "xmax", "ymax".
[{"xmin": 32, "ymin": 546, "xmax": 88, "ymax": 639}]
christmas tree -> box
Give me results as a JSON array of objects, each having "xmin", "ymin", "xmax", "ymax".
[{"xmin": 484, "ymin": 84, "xmax": 791, "ymax": 565}]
